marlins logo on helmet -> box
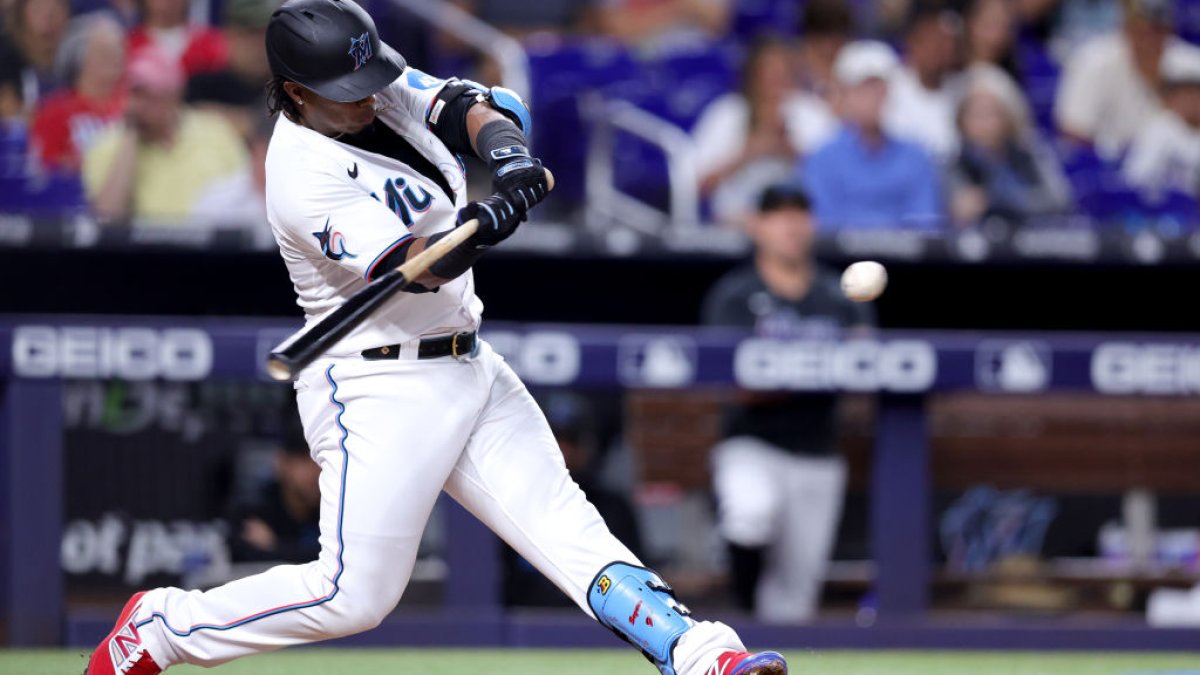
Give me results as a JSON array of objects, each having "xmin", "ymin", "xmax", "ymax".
[{"xmin": 348, "ymin": 32, "xmax": 372, "ymax": 71}]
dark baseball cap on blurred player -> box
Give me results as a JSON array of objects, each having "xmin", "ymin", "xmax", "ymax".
[
  {"xmin": 759, "ymin": 183, "xmax": 812, "ymax": 213},
  {"xmin": 266, "ymin": 0, "xmax": 406, "ymax": 103}
]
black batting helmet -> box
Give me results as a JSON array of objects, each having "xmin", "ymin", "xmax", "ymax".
[{"xmin": 266, "ymin": 0, "xmax": 406, "ymax": 103}]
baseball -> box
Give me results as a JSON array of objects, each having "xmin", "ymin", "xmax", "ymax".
[{"xmin": 841, "ymin": 261, "xmax": 888, "ymax": 302}]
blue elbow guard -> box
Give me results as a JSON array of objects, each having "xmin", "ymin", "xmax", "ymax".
[
  {"xmin": 587, "ymin": 562, "xmax": 692, "ymax": 675},
  {"xmin": 486, "ymin": 85, "xmax": 532, "ymax": 135}
]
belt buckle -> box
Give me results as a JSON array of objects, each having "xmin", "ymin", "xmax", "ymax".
[{"xmin": 451, "ymin": 332, "xmax": 468, "ymax": 361}]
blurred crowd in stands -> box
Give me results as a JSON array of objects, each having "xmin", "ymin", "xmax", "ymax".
[{"xmin": 1, "ymin": 0, "xmax": 1199, "ymax": 236}]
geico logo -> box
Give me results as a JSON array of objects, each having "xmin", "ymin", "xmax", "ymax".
[
  {"xmin": 484, "ymin": 330, "xmax": 580, "ymax": 385},
  {"xmin": 1091, "ymin": 343, "xmax": 1200, "ymax": 394},
  {"xmin": 13, "ymin": 326, "xmax": 214, "ymax": 381},
  {"xmin": 734, "ymin": 339, "xmax": 937, "ymax": 392}
]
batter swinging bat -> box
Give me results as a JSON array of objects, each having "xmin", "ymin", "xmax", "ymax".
[{"xmin": 266, "ymin": 170, "xmax": 553, "ymax": 382}]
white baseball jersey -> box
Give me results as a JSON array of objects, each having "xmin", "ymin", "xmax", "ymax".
[{"xmin": 265, "ymin": 67, "xmax": 482, "ymax": 357}]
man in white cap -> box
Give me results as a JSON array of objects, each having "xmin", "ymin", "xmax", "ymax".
[
  {"xmin": 1121, "ymin": 45, "xmax": 1200, "ymax": 201},
  {"xmin": 1056, "ymin": 0, "xmax": 1200, "ymax": 158},
  {"xmin": 800, "ymin": 40, "xmax": 945, "ymax": 230}
]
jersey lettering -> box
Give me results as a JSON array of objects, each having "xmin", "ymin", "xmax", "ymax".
[{"xmin": 382, "ymin": 177, "xmax": 435, "ymax": 226}]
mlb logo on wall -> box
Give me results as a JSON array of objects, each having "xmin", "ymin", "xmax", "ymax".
[
  {"xmin": 618, "ymin": 335, "xmax": 696, "ymax": 388},
  {"xmin": 975, "ymin": 340, "xmax": 1051, "ymax": 393},
  {"xmin": 348, "ymin": 32, "xmax": 372, "ymax": 70}
]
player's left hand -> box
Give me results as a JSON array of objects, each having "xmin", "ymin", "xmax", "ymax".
[
  {"xmin": 458, "ymin": 190, "xmax": 525, "ymax": 247},
  {"xmin": 490, "ymin": 150, "xmax": 548, "ymax": 215}
]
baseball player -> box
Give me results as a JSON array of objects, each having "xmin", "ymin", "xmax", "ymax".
[{"xmin": 85, "ymin": 2, "xmax": 790, "ymax": 675}]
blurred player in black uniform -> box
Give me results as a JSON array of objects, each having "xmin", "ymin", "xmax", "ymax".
[{"xmin": 702, "ymin": 183, "xmax": 874, "ymax": 622}]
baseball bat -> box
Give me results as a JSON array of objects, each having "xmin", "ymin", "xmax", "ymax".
[{"xmin": 265, "ymin": 170, "xmax": 553, "ymax": 382}]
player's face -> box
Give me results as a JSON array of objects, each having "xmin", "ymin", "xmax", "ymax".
[
  {"xmin": 293, "ymin": 86, "xmax": 378, "ymax": 137},
  {"xmin": 754, "ymin": 207, "xmax": 816, "ymax": 264}
]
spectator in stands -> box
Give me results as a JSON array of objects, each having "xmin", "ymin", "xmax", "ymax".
[
  {"xmin": 1055, "ymin": 0, "xmax": 1200, "ymax": 159},
  {"xmin": 591, "ymin": 0, "xmax": 731, "ymax": 55},
  {"xmin": 884, "ymin": 5, "xmax": 965, "ymax": 160},
  {"xmin": 82, "ymin": 51, "xmax": 248, "ymax": 224},
  {"xmin": 186, "ymin": 0, "xmax": 279, "ymax": 140},
  {"xmin": 190, "ymin": 114, "xmax": 273, "ymax": 247},
  {"xmin": 964, "ymin": 0, "xmax": 1019, "ymax": 84},
  {"xmin": 0, "ymin": 0, "xmax": 71, "ymax": 121},
  {"xmin": 1121, "ymin": 46, "xmax": 1200, "ymax": 202},
  {"xmin": 962, "ymin": 0, "xmax": 1032, "ymax": 142},
  {"xmin": 693, "ymin": 38, "xmax": 837, "ymax": 226},
  {"xmin": 802, "ymin": 40, "xmax": 945, "ymax": 230},
  {"xmin": 127, "ymin": 0, "xmax": 228, "ymax": 76},
  {"xmin": 796, "ymin": 0, "xmax": 854, "ymax": 97},
  {"xmin": 702, "ymin": 182, "xmax": 873, "ymax": 623},
  {"xmin": 949, "ymin": 70, "xmax": 1072, "ymax": 225},
  {"xmin": 30, "ymin": 13, "xmax": 127, "ymax": 174},
  {"xmin": 227, "ymin": 409, "xmax": 320, "ymax": 564}
]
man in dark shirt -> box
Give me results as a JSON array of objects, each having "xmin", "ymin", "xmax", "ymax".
[
  {"xmin": 702, "ymin": 182, "xmax": 873, "ymax": 622},
  {"xmin": 228, "ymin": 410, "xmax": 321, "ymax": 564}
]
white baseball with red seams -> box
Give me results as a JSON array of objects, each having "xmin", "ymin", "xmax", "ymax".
[{"xmin": 88, "ymin": 65, "xmax": 780, "ymax": 675}]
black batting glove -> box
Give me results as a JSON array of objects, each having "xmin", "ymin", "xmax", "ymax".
[
  {"xmin": 457, "ymin": 191, "xmax": 525, "ymax": 247},
  {"xmin": 489, "ymin": 147, "xmax": 548, "ymax": 215}
]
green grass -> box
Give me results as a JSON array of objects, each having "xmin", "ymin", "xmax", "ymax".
[{"xmin": 2, "ymin": 648, "xmax": 1198, "ymax": 675}]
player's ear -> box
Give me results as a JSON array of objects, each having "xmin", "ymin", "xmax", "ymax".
[{"xmin": 283, "ymin": 81, "xmax": 305, "ymax": 108}]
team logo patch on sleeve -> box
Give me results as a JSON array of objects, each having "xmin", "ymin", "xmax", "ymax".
[
  {"xmin": 313, "ymin": 218, "xmax": 357, "ymax": 261},
  {"xmin": 348, "ymin": 32, "xmax": 372, "ymax": 71}
]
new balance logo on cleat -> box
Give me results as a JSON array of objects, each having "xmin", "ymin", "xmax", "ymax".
[
  {"xmin": 109, "ymin": 620, "xmax": 145, "ymax": 672},
  {"xmin": 707, "ymin": 651, "xmax": 788, "ymax": 675},
  {"xmin": 86, "ymin": 592, "xmax": 162, "ymax": 675}
]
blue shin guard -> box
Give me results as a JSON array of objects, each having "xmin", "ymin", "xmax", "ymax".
[{"xmin": 587, "ymin": 562, "xmax": 692, "ymax": 675}]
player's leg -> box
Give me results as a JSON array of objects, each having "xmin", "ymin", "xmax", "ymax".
[
  {"xmin": 755, "ymin": 454, "xmax": 846, "ymax": 623},
  {"xmin": 442, "ymin": 344, "xmax": 785, "ymax": 675},
  {"xmin": 710, "ymin": 437, "xmax": 786, "ymax": 613},
  {"xmin": 89, "ymin": 359, "xmax": 483, "ymax": 673}
]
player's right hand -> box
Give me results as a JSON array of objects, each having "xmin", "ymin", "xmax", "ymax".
[{"xmin": 458, "ymin": 191, "xmax": 525, "ymax": 247}]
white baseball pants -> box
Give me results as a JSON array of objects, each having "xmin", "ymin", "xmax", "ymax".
[
  {"xmin": 712, "ymin": 436, "xmax": 847, "ymax": 623},
  {"xmin": 133, "ymin": 342, "xmax": 743, "ymax": 670}
]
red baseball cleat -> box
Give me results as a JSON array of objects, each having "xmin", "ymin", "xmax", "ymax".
[
  {"xmin": 85, "ymin": 591, "xmax": 162, "ymax": 675},
  {"xmin": 706, "ymin": 651, "xmax": 787, "ymax": 675}
]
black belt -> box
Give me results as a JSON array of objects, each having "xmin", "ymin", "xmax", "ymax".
[{"xmin": 361, "ymin": 331, "xmax": 477, "ymax": 361}]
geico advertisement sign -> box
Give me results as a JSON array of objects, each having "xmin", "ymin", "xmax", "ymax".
[
  {"xmin": 13, "ymin": 326, "xmax": 213, "ymax": 380},
  {"xmin": 485, "ymin": 330, "xmax": 581, "ymax": 385},
  {"xmin": 1092, "ymin": 342, "xmax": 1200, "ymax": 394},
  {"xmin": 734, "ymin": 339, "xmax": 937, "ymax": 392}
]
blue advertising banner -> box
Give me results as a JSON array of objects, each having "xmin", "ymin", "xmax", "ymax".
[{"xmin": 2, "ymin": 316, "xmax": 1199, "ymax": 395}]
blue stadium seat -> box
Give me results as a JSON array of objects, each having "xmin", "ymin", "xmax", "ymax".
[
  {"xmin": 1177, "ymin": 0, "xmax": 1200, "ymax": 45},
  {"xmin": 526, "ymin": 38, "xmax": 641, "ymax": 206},
  {"xmin": 1015, "ymin": 34, "xmax": 1061, "ymax": 135},
  {"xmin": 730, "ymin": 0, "xmax": 801, "ymax": 40}
]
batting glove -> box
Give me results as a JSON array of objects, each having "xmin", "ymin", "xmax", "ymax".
[
  {"xmin": 458, "ymin": 191, "xmax": 525, "ymax": 247},
  {"xmin": 490, "ymin": 149, "xmax": 549, "ymax": 213}
]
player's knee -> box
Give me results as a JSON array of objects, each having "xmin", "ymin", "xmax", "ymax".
[{"xmin": 324, "ymin": 594, "xmax": 394, "ymax": 637}]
